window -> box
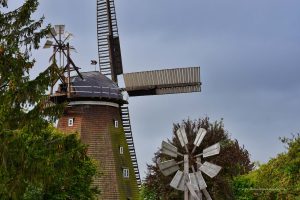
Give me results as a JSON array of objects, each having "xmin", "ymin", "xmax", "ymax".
[
  {"xmin": 119, "ymin": 146, "xmax": 124, "ymax": 154},
  {"xmin": 123, "ymin": 168, "xmax": 129, "ymax": 178},
  {"xmin": 114, "ymin": 120, "xmax": 118, "ymax": 128},
  {"xmin": 68, "ymin": 118, "xmax": 74, "ymax": 126}
]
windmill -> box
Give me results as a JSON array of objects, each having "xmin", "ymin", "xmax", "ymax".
[
  {"xmin": 43, "ymin": 25, "xmax": 82, "ymax": 98},
  {"xmin": 47, "ymin": 1, "xmax": 202, "ymax": 199},
  {"xmin": 158, "ymin": 127, "xmax": 222, "ymax": 200}
]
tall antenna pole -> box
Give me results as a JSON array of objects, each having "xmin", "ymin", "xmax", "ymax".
[
  {"xmin": 50, "ymin": 46, "xmax": 56, "ymax": 95},
  {"xmin": 67, "ymin": 43, "xmax": 71, "ymax": 98}
]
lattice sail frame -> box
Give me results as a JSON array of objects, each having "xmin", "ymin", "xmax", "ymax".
[{"xmin": 158, "ymin": 127, "xmax": 222, "ymax": 200}]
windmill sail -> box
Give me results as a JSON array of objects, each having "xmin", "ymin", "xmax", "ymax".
[
  {"xmin": 123, "ymin": 67, "xmax": 201, "ymax": 96},
  {"xmin": 97, "ymin": 0, "xmax": 123, "ymax": 82}
]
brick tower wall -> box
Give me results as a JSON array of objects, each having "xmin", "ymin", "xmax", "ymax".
[{"xmin": 57, "ymin": 103, "xmax": 139, "ymax": 200}]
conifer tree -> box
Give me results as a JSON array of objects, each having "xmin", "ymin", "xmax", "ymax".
[{"xmin": 0, "ymin": 1, "xmax": 98, "ymax": 199}]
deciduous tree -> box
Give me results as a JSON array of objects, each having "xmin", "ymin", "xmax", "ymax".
[
  {"xmin": 233, "ymin": 134, "xmax": 300, "ymax": 199},
  {"xmin": 141, "ymin": 118, "xmax": 253, "ymax": 200}
]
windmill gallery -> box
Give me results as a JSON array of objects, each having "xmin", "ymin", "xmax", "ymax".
[{"xmin": 44, "ymin": 0, "xmax": 202, "ymax": 199}]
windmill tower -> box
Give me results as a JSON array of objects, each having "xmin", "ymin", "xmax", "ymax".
[{"xmin": 48, "ymin": 1, "xmax": 202, "ymax": 199}]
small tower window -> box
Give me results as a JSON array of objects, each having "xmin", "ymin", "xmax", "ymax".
[
  {"xmin": 123, "ymin": 168, "xmax": 129, "ymax": 178},
  {"xmin": 68, "ymin": 118, "xmax": 74, "ymax": 126},
  {"xmin": 114, "ymin": 120, "xmax": 118, "ymax": 128},
  {"xmin": 119, "ymin": 146, "xmax": 124, "ymax": 154}
]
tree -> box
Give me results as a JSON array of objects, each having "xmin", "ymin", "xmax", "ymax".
[
  {"xmin": 0, "ymin": 1, "xmax": 98, "ymax": 199},
  {"xmin": 142, "ymin": 118, "xmax": 254, "ymax": 200},
  {"xmin": 233, "ymin": 134, "xmax": 300, "ymax": 200},
  {"xmin": 0, "ymin": 127, "xmax": 99, "ymax": 199}
]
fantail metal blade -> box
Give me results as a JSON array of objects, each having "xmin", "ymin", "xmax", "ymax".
[
  {"xmin": 189, "ymin": 173, "xmax": 200, "ymax": 191},
  {"xmin": 186, "ymin": 182, "xmax": 201, "ymax": 200},
  {"xmin": 194, "ymin": 128, "xmax": 207, "ymax": 147},
  {"xmin": 55, "ymin": 25, "xmax": 65, "ymax": 35},
  {"xmin": 190, "ymin": 171, "xmax": 207, "ymax": 190},
  {"xmin": 203, "ymin": 143, "xmax": 220, "ymax": 158},
  {"xmin": 69, "ymin": 46, "xmax": 77, "ymax": 53},
  {"xmin": 199, "ymin": 161, "xmax": 222, "ymax": 178},
  {"xmin": 176, "ymin": 126, "xmax": 188, "ymax": 147},
  {"xmin": 170, "ymin": 170, "xmax": 185, "ymax": 191},
  {"xmin": 158, "ymin": 159, "xmax": 180, "ymax": 176},
  {"xmin": 202, "ymin": 189, "xmax": 212, "ymax": 200},
  {"xmin": 46, "ymin": 27, "xmax": 57, "ymax": 38},
  {"xmin": 161, "ymin": 141, "xmax": 181, "ymax": 158},
  {"xmin": 64, "ymin": 31, "xmax": 73, "ymax": 41},
  {"xmin": 43, "ymin": 40, "xmax": 53, "ymax": 49}
]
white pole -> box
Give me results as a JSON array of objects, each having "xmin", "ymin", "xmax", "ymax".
[
  {"xmin": 196, "ymin": 158, "xmax": 203, "ymax": 200},
  {"xmin": 184, "ymin": 155, "xmax": 189, "ymax": 200}
]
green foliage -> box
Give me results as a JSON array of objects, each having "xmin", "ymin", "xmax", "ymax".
[
  {"xmin": 232, "ymin": 172, "xmax": 258, "ymax": 200},
  {"xmin": 0, "ymin": 127, "xmax": 99, "ymax": 199},
  {"xmin": 0, "ymin": 0, "xmax": 60, "ymax": 130},
  {"xmin": 233, "ymin": 134, "xmax": 300, "ymax": 200},
  {"xmin": 142, "ymin": 118, "xmax": 254, "ymax": 200},
  {"xmin": 0, "ymin": 1, "xmax": 99, "ymax": 199},
  {"xmin": 139, "ymin": 185, "xmax": 159, "ymax": 200}
]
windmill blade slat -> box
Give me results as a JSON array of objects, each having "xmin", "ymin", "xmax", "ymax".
[
  {"xmin": 123, "ymin": 67, "xmax": 201, "ymax": 97},
  {"xmin": 170, "ymin": 170, "xmax": 185, "ymax": 191},
  {"xmin": 47, "ymin": 27, "xmax": 57, "ymax": 38},
  {"xmin": 156, "ymin": 85, "xmax": 200, "ymax": 95},
  {"xmin": 176, "ymin": 126, "xmax": 188, "ymax": 147},
  {"xmin": 193, "ymin": 128, "xmax": 207, "ymax": 147},
  {"xmin": 63, "ymin": 32, "xmax": 73, "ymax": 42},
  {"xmin": 189, "ymin": 173, "xmax": 200, "ymax": 191},
  {"xmin": 189, "ymin": 172, "xmax": 207, "ymax": 191},
  {"xmin": 43, "ymin": 40, "xmax": 53, "ymax": 49},
  {"xmin": 55, "ymin": 25, "xmax": 65, "ymax": 35},
  {"xmin": 202, "ymin": 189, "xmax": 212, "ymax": 200},
  {"xmin": 186, "ymin": 182, "xmax": 200, "ymax": 200},
  {"xmin": 158, "ymin": 159, "xmax": 180, "ymax": 176},
  {"xmin": 203, "ymin": 143, "xmax": 220, "ymax": 158},
  {"xmin": 161, "ymin": 141, "xmax": 178, "ymax": 158},
  {"xmin": 199, "ymin": 161, "xmax": 222, "ymax": 178},
  {"xmin": 195, "ymin": 171, "xmax": 207, "ymax": 190}
]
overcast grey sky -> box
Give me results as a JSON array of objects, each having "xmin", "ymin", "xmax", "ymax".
[{"xmin": 8, "ymin": 0, "xmax": 300, "ymax": 179}]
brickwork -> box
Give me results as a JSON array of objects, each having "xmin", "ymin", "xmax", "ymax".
[{"xmin": 57, "ymin": 104, "xmax": 132, "ymax": 199}]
